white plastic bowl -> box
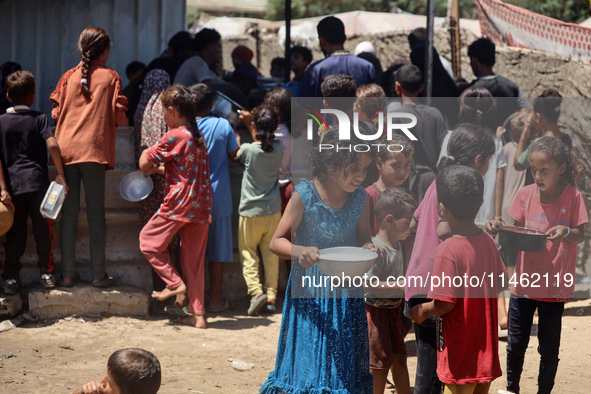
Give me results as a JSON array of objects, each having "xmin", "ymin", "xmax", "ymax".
[
  {"xmin": 317, "ymin": 246, "xmax": 378, "ymax": 277},
  {"xmin": 120, "ymin": 171, "xmax": 154, "ymax": 202}
]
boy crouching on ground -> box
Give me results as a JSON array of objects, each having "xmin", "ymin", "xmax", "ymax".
[
  {"xmin": 364, "ymin": 188, "xmax": 417, "ymax": 394},
  {"xmin": 408, "ymin": 165, "xmax": 507, "ymax": 394}
]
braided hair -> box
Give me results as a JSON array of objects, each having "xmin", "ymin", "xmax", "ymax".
[
  {"xmin": 77, "ymin": 27, "xmax": 111, "ymax": 100},
  {"xmin": 160, "ymin": 84, "xmax": 204, "ymax": 147},
  {"xmin": 252, "ymin": 106, "xmax": 278, "ymax": 152}
]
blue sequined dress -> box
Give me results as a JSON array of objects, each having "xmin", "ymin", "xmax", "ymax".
[{"xmin": 260, "ymin": 179, "xmax": 373, "ymax": 393}]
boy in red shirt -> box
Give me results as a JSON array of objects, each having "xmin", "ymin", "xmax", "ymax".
[{"xmin": 409, "ymin": 165, "xmax": 507, "ymax": 394}]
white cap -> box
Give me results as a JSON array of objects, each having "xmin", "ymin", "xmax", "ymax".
[{"xmin": 354, "ymin": 41, "xmax": 376, "ymax": 56}]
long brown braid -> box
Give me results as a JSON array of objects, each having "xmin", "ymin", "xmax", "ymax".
[
  {"xmin": 77, "ymin": 26, "xmax": 111, "ymax": 100},
  {"xmin": 160, "ymin": 84, "xmax": 204, "ymax": 147}
]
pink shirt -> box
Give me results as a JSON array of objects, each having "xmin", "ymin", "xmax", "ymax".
[
  {"xmin": 428, "ymin": 231, "xmax": 506, "ymax": 384},
  {"xmin": 145, "ymin": 126, "xmax": 212, "ymax": 224},
  {"xmin": 508, "ymin": 184, "xmax": 588, "ymax": 301},
  {"xmin": 406, "ymin": 180, "xmax": 440, "ymax": 298}
]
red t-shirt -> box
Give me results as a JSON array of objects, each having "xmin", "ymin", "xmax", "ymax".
[
  {"xmin": 428, "ymin": 231, "xmax": 507, "ymax": 385},
  {"xmin": 507, "ymin": 184, "xmax": 588, "ymax": 301},
  {"xmin": 366, "ymin": 183, "xmax": 416, "ymax": 258},
  {"xmin": 145, "ymin": 126, "xmax": 212, "ymax": 224}
]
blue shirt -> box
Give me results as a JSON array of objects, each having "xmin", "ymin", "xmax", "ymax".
[
  {"xmin": 298, "ymin": 51, "xmax": 377, "ymax": 97},
  {"xmin": 198, "ymin": 116, "xmax": 239, "ymax": 220}
]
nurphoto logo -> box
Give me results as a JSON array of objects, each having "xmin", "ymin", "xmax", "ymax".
[{"xmin": 304, "ymin": 108, "xmax": 419, "ymax": 152}]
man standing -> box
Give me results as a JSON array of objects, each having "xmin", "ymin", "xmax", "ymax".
[
  {"xmin": 467, "ymin": 38, "xmax": 530, "ymax": 124},
  {"xmin": 299, "ymin": 16, "xmax": 377, "ymax": 98}
]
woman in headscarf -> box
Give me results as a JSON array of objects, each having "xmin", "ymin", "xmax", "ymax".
[{"xmin": 410, "ymin": 43, "xmax": 460, "ymax": 127}]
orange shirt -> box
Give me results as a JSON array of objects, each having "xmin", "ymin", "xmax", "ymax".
[{"xmin": 50, "ymin": 60, "xmax": 128, "ymax": 170}]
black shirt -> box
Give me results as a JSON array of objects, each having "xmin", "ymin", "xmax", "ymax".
[{"xmin": 0, "ymin": 110, "xmax": 53, "ymax": 196}]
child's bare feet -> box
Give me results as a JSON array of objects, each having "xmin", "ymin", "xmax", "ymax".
[
  {"xmin": 173, "ymin": 292, "xmax": 188, "ymax": 309},
  {"xmin": 152, "ymin": 283, "xmax": 186, "ymax": 301},
  {"xmin": 179, "ymin": 314, "xmax": 207, "ymax": 328}
]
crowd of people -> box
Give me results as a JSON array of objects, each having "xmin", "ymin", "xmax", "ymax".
[{"xmin": 0, "ymin": 13, "xmax": 588, "ymax": 394}]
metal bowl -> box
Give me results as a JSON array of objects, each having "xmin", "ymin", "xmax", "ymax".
[
  {"xmin": 119, "ymin": 172, "xmax": 154, "ymax": 202},
  {"xmin": 317, "ymin": 246, "xmax": 377, "ymax": 277},
  {"xmin": 497, "ymin": 226, "xmax": 548, "ymax": 253}
]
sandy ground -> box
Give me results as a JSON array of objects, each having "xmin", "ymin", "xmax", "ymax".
[{"xmin": 0, "ymin": 297, "xmax": 590, "ymax": 394}]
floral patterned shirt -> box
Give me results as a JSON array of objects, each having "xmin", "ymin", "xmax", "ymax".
[{"xmin": 145, "ymin": 126, "xmax": 212, "ymax": 224}]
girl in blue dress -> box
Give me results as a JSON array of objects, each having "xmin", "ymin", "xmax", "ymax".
[{"xmin": 261, "ymin": 128, "xmax": 377, "ymax": 393}]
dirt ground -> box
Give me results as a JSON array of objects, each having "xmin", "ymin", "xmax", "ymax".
[{"xmin": 1, "ymin": 297, "xmax": 590, "ymax": 394}]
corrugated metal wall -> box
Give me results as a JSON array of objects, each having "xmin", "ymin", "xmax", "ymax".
[{"xmin": 0, "ymin": 0, "xmax": 186, "ymax": 118}]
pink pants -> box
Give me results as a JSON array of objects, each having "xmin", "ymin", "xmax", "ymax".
[{"xmin": 139, "ymin": 215, "xmax": 209, "ymax": 315}]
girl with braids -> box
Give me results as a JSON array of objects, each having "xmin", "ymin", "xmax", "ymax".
[
  {"xmin": 487, "ymin": 137, "xmax": 587, "ymax": 394},
  {"xmin": 50, "ymin": 26, "xmax": 127, "ymax": 288},
  {"xmin": 237, "ymin": 106, "xmax": 284, "ymax": 315},
  {"xmin": 138, "ymin": 85, "xmax": 212, "ymax": 328}
]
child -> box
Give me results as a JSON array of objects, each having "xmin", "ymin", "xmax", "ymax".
[
  {"xmin": 285, "ymin": 45, "xmax": 313, "ymax": 97},
  {"xmin": 365, "ymin": 188, "xmax": 417, "ymax": 394},
  {"xmin": 318, "ymin": 73, "xmax": 358, "ymax": 141},
  {"xmin": 270, "ymin": 57, "xmax": 287, "ymax": 80},
  {"xmin": 497, "ymin": 108, "xmax": 528, "ymax": 331},
  {"xmin": 72, "ymin": 348, "xmax": 161, "ymax": 394},
  {"xmin": 409, "ymin": 165, "xmax": 507, "ymax": 394},
  {"xmin": 515, "ymin": 90, "xmax": 569, "ymax": 174},
  {"xmin": 260, "ymin": 128, "xmax": 376, "ymax": 393},
  {"xmin": 133, "ymin": 70, "xmax": 176, "ymax": 308},
  {"xmin": 50, "ymin": 26, "xmax": 128, "ymax": 288},
  {"xmin": 393, "ymin": 64, "xmax": 448, "ymax": 202},
  {"xmin": 405, "ymin": 123, "xmax": 495, "ymax": 394},
  {"xmin": 366, "ymin": 134, "xmax": 415, "ymax": 237},
  {"xmin": 0, "ymin": 70, "xmax": 68, "ymax": 293},
  {"xmin": 139, "ymin": 85, "xmax": 212, "ymax": 329},
  {"xmin": 486, "ymin": 137, "xmax": 588, "ymax": 394},
  {"xmin": 190, "ymin": 83, "xmax": 240, "ymax": 313},
  {"xmin": 237, "ymin": 106, "xmax": 284, "ymax": 315},
  {"xmin": 354, "ymin": 83, "xmax": 387, "ymax": 187},
  {"xmin": 264, "ymin": 87, "xmax": 293, "ymax": 213}
]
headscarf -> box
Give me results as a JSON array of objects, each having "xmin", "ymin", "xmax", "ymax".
[
  {"xmin": 133, "ymin": 69, "xmax": 170, "ymax": 162},
  {"xmin": 410, "ymin": 43, "xmax": 460, "ymax": 98},
  {"xmin": 232, "ymin": 45, "xmax": 254, "ymax": 63}
]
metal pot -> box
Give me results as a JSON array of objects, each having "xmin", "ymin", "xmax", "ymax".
[{"xmin": 497, "ymin": 226, "xmax": 548, "ymax": 253}]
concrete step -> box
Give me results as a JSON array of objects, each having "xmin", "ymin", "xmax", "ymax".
[
  {"xmin": 0, "ymin": 294, "xmax": 23, "ymax": 318},
  {"xmin": 28, "ymin": 283, "xmax": 149, "ymax": 320}
]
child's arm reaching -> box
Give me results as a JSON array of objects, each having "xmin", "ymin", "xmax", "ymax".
[
  {"xmin": 45, "ymin": 137, "xmax": 68, "ymax": 193},
  {"xmin": 408, "ymin": 299, "xmax": 455, "ymax": 324},
  {"xmin": 270, "ymin": 192, "xmax": 319, "ymax": 268}
]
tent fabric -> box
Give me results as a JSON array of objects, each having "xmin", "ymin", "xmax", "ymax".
[{"xmin": 475, "ymin": 0, "xmax": 591, "ymax": 62}]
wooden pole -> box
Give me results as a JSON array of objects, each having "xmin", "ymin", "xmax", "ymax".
[{"xmin": 447, "ymin": 0, "xmax": 461, "ymax": 77}]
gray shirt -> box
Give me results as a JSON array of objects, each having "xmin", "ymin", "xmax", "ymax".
[
  {"xmin": 365, "ymin": 235, "xmax": 405, "ymax": 307},
  {"xmin": 237, "ymin": 140, "xmax": 284, "ymax": 217}
]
